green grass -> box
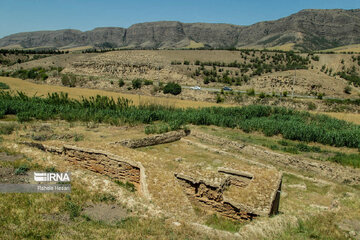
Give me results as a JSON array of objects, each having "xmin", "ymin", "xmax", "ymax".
[
  {"xmin": 114, "ymin": 180, "xmax": 136, "ymax": 192},
  {"xmin": 272, "ymin": 215, "xmax": 347, "ymax": 240},
  {"xmin": 205, "ymin": 214, "xmax": 244, "ymax": 233},
  {"xmin": 328, "ymin": 153, "xmax": 360, "ymax": 168},
  {"xmin": 14, "ymin": 164, "xmax": 30, "ymax": 175},
  {"xmin": 203, "ymin": 127, "xmax": 360, "ymax": 168},
  {"xmin": 0, "ymin": 149, "xmax": 208, "ymax": 240}
]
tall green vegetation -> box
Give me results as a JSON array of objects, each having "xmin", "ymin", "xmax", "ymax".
[
  {"xmin": 163, "ymin": 82, "xmax": 182, "ymax": 95},
  {"xmin": 0, "ymin": 82, "xmax": 10, "ymax": 89},
  {"xmin": 2, "ymin": 67, "xmax": 49, "ymax": 81},
  {"xmin": 132, "ymin": 78, "xmax": 142, "ymax": 89},
  {"xmin": 1, "ymin": 91, "xmax": 360, "ymax": 149}
]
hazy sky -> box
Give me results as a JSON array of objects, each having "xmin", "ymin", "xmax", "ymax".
[{"xmin": 0, "ymin": 0, "xmax": 359, "ymax": 37}]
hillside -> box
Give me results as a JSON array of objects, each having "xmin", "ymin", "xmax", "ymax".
[{"xmin": 0, "ymin": 9, "xmax": 360, "ymax": 51}]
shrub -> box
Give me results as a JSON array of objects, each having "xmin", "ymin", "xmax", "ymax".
[
  {"xmin": 216, "ymin": 94, "xmax": 224, "ymax": 103},
  {"xmin": 144, "ymin": 79, "xmax": 153, "ymax": 85},
  {"xmin": 163, "ymin": 82, "xmax": 181, "ymax": 95},
  {"xmin": 259, "ymin": 92, "xmax": 266, "ymax": 99},
  {"xmin": 61, "ymin": 74, "xmax": 76, "ymax": 87},
  {"xmin": 246, "ymin": 88, "xmax": 255, "ymax": 96},
  {"xmin": 283, "ymin": 91, "xmax": 288, "ymax": 97},
  {"xmin": 132, "ymin": 79, "xmax": 142, "ymax": 89},
  {"xmin": 307, "ymin": 102, "xmax": 316, "ymax": 110},
  {"xmin": 317, "ymin": 93, "xmax": 325, "ymax": 100},
  {"xmin": 118, "ymin": 79, "xmax": 125, "ymax": 87}
]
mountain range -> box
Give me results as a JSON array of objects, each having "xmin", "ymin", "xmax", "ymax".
[{"xmin": 0, "ymin": 9, "xmax": 359, "ymax": 51}]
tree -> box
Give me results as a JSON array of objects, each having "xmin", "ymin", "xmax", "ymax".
[{"xmin": 163, "ymin": 82, "xmax": 182, "ymax": 95}]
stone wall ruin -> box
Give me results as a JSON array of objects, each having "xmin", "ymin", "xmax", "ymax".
[
  {"xmin": 175, "ymin": 168, "xmax": 282, "ymax": 222},
  {"xmin": 112, "ymin": 129, "xmax": 190, "ymax": 148},
  {"xmin": 23, "ymin": 142, "xmax": 150, "ymax": 198}
]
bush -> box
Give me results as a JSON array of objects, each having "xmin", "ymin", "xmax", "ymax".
[
  {"xmin": 144, "ymin": 79, "xmax": 153, "ymax": 85},
  {"xmin": 259, "ymin": 92, "xmax": 266, "ymax": 99},
  {"xmin": 307, "ymin": 102, "xmax": 316, "ymax": 110},
  {"xmin": 163, "ymin": 82, "xmax": 181, "ymax": 95},
  {"xmin": 0, "ymin": 82, "xmax": 10, "ymax": 89},
  {"xmin": 283, "ymin": 91, "xmax": 288, "ymax": 97},
  {"xmin": 216, "ymin": 94, "xmax": 224, "ymax": 103},
  {"xmin": 61, "ymin": 74, "xmax": 76, "ymax": 87},
  {"xmin": 317, "ymin": 93, "xmax": 325, "ymax": 100},
  {"xmin": 132, "ymin": 79, "xmax": 142, "ymax": 89},
  {"xmin": 118, "ymin": 79, "xmax": 125, "ymax": 87},
  {"xmin": 246, "ymin": 88, "xmax": 255, "ymax": 96}
]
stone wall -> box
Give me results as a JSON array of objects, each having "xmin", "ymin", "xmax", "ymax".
[
  {"xmin": 113, "ymin": 129, "xmax": 190, "ymax": 148},
  {"xmin": 175, "ymin": 173, "xmax": 258, "ymax": 221},
  {"xmin": 175, "ymin": 168, "xmax": 282, "ymax": 222},
  {"xmin": 23, "ymin": 142, "xmax": 150, "ymax": 198},
  {"xmin": 63, "ymin": 145, "xmax": 141, "ymax": 188}
]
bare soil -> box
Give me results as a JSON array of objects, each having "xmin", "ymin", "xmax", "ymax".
[{"xmin": 82, "ymin": 203, "xmax": 128, "ymax": 224}]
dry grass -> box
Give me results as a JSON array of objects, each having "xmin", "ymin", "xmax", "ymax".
[
  {"xmin": 1, "ymin": 118, "xmax": 360, "ymax": 239},
  {"xmin": 267, "ymin": 43, "xmax": 295, "ymax": 51},
  {"xmin": 320, "ymin": 112, "xmax": 360, "ymax": 125},
  {"xmin": 322, "ymin": 44, "xmax": 360, "ymax": 53},
  {"xmin": 59, "ymin": 45, "xmax": 93, "ymax": 52},
  {"xmin": 184, "ymin": 40, "xmax": 205, "ymax": 49},
  {"xmin": 0, "ymin": 76, "xmax": 229, "ymax": 108}
]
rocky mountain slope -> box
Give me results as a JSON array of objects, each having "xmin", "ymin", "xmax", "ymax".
[{"xmin": 0, "ymin": 9, "xmax": 359, "ymax": 51}]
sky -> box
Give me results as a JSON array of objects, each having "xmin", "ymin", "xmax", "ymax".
[{"xmin": 0, "ymin": 0, "xmax": 359, "ymax": 38}]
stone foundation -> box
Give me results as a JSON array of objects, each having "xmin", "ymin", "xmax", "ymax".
[
  {"xmin": 23, "ymin": 142, "xmax": 150, "ymax": 198},
  {"xmin": 175, "ymin": 168, "xmax": 282, "ymax": 222},
  {"xmin": 113, "ymin": 129, "xmax": 190, "ymax": 148},
  {"xmin": 175, "ymin": 173, "xmax": 258, "ymax": 221}
]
